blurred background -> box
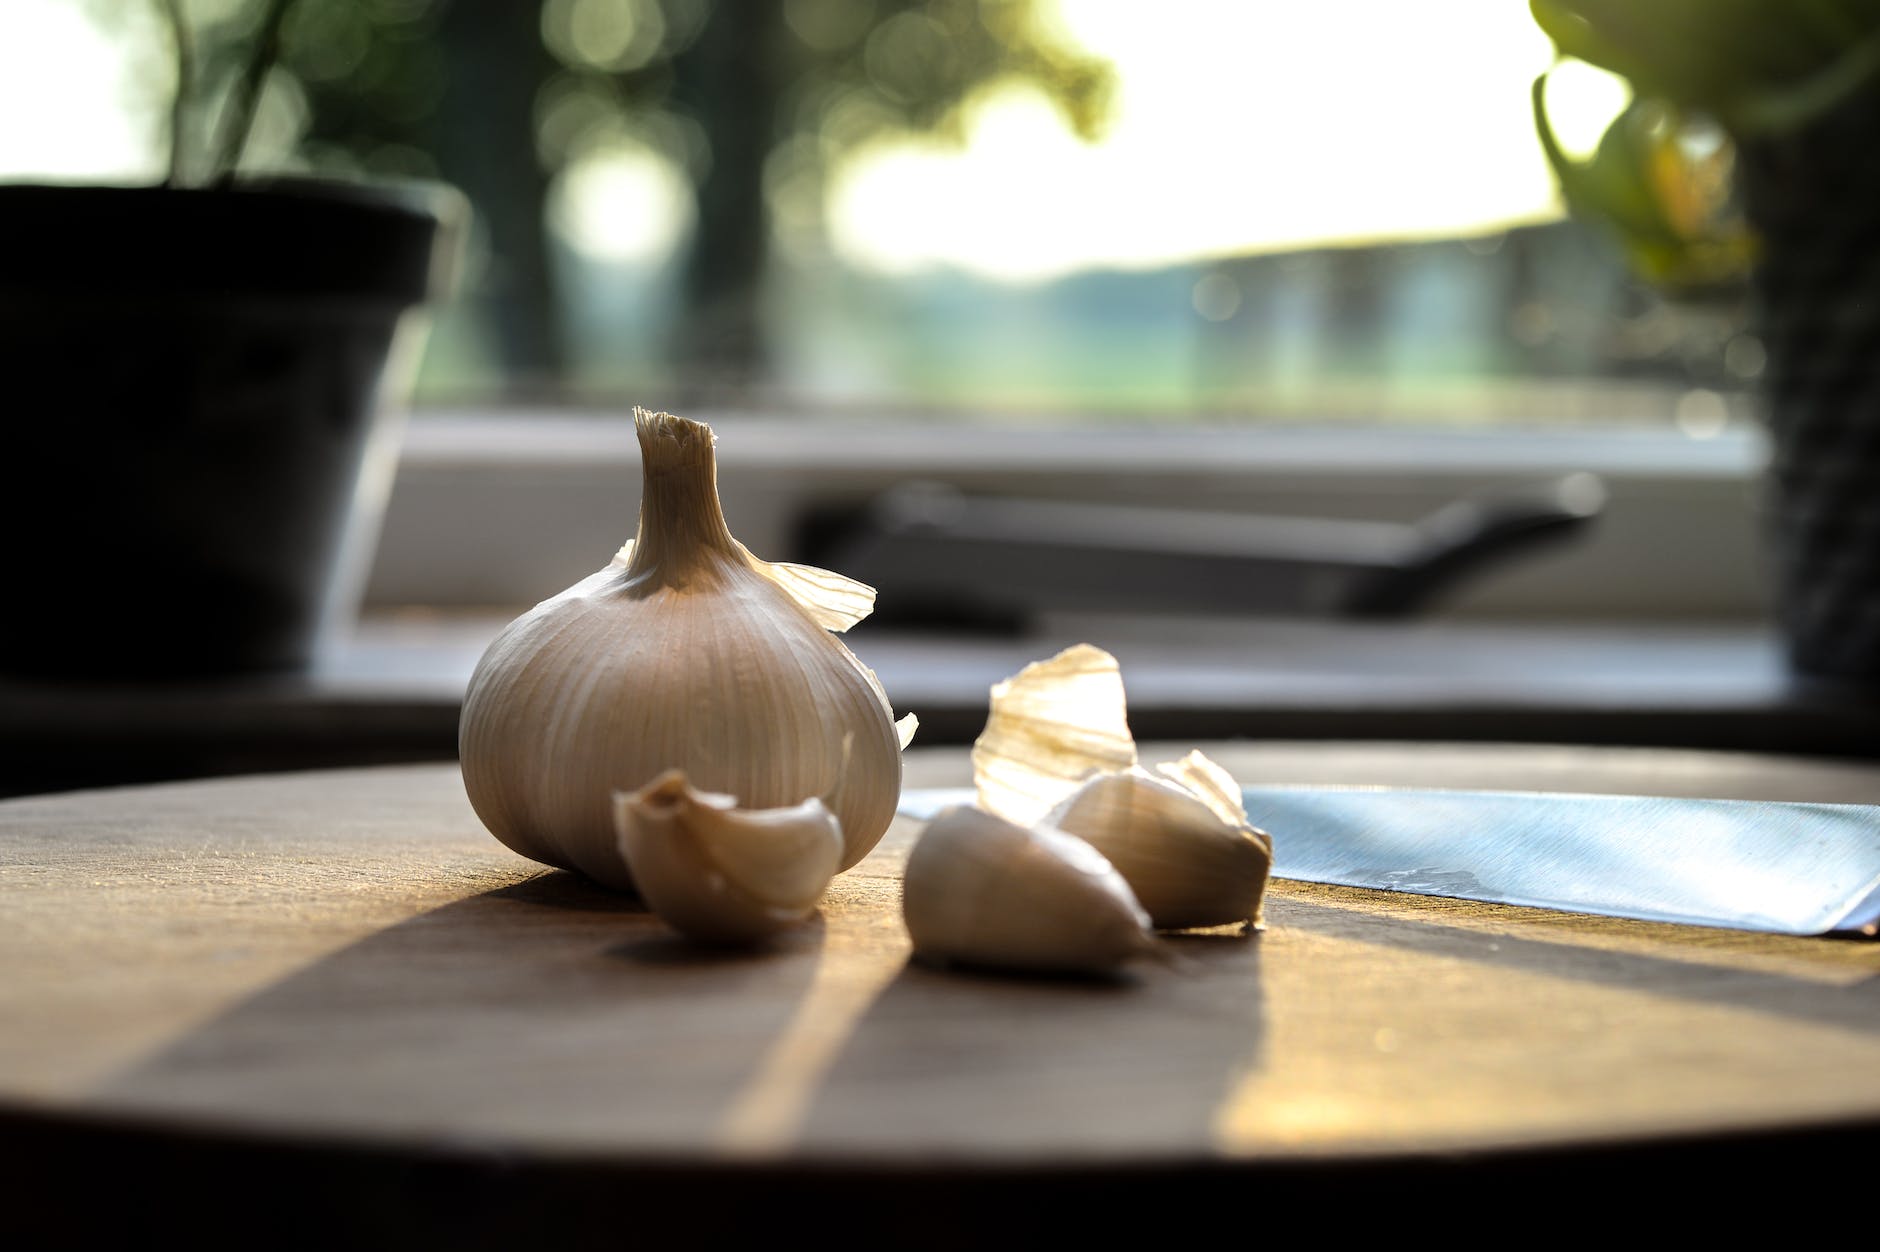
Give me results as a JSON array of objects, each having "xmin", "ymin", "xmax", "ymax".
[
  {"xmin": 9, "ymin": 0, "xmax": 1834, "ymax": 798},
  {"xmin": 1, "ymin": 0, "xmax": 1756, "ymax": 425}
]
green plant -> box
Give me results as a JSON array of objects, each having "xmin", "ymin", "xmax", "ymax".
[
  {"xmin": 1530, "ymin": 0, "xmax": 1880, "ymax": 291},
  {"xmin": 152, "ymin": 0, "xmax": 296, "ymax": 185}
]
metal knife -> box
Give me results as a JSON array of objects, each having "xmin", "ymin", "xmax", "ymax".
[{"xmin": 896, "ymin": 785, "xmax": 1880, "ymax": 936}]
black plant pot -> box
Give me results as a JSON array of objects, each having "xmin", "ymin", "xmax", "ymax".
[
  {"xmin": 0, "ymin": 179, "xmax": 462, "ymax": 678},
  {"xmin": 1739, "ymin": 89, "xmax": 1880, "ymax": 685}
]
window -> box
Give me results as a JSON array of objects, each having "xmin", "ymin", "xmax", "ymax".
[
  {"xmin": 4, "ymin": 0, "xmax": 1756, "ymax": 423},
  {"xmin": 1, "ymin": 0, "xmax": 1768, "ymax": 624}
]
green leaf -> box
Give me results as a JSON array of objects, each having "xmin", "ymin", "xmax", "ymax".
[
  {"xmin": 1533, "ymin": 0, "xmax": 1880, "ymax": 130},
  {"xmin": 1532, "ymin": 74, "xmax": 1674, "ymax": 242},
  {"xmin": 1728, "ymin": 24, "xmax": 1880, "ymax": 131},
  {"xmin": 1530, "ymin": 0, "xmax": 1725, "ymax": 104},
  {"xmin": 1532, "ymin": 70, "xmax": 1755, "ymax": 292}
]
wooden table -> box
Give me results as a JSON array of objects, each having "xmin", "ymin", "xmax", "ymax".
[{"xmin": 5, "ymin": 742, "xmax": 1880, "ymax": 1243}]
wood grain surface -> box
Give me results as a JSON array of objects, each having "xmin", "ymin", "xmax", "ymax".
[{"xmin": 4, "ymin": 742, "xmax": 1880, "ymax": 1230}]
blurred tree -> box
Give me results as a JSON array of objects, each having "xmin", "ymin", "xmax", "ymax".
[
  {"xmin": 646, "ymin": 0, "xmax": 1113, "ymax": 393},
  {"xmin": 269, "ymin": 0, "xmax": 568, "ymax": 389},
  {"xmin": 178, "ymin": 0, "xmax": 1111, "ymax": 396}
]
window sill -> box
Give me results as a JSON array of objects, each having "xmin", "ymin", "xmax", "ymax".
[
  {"xmin": 7, "ymin": 412, "xmax": 1816, "ymax": 798},
  {"xmin": 4, "ymin": 610, "xmax": 1873, "ymax": 799},
  {"xmin": 366, "ymin": 410, "xmax": 1771, "ymax": 620}
]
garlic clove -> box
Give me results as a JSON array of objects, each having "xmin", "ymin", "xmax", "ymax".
[
  {"xmin": 1155, "ymin": 748, "xmax": 1255, "ymax": 832},
  {"xmin": 971, "ymin": 643, "xmax": 1139, "ymax": 828},
  {"xmin": 1045, "ymin": 764, "xmax": 1274, "ymax": 930},
  {"xmin": 614, "ymin": 769, "xmax": 843, "ymax": 944},
  {"xmin": 901, "ymin": 804, "xmax": 1156, "ymax": 976},
  {"xmin": 969, "ymin": 647, "xmax": 1275, "ymax": 932},
  {"xmin": 461, "ymin": 409, "xmax": 913, "ymax": 890}
]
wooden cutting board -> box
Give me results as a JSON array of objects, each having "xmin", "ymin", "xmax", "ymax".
[{"xmin": 4, "ymin": 743, "xmax": 1880, "ymax": 1238}]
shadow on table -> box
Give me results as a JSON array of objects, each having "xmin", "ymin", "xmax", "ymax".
[
  {"xmin": 793, "ymin": 929, "xmax": 1267, "ymax": 1156},
  {"xmin": 1274, "ymin": 889, "xmax": 1880, "ymax": 1034},
  {"xmin": 29, "ymin": 872, "xmax": 1880, "ymax": 1246},
  {"xmin": 97, "ymin": 869, "xmax": 829, "ymax": 1144}
]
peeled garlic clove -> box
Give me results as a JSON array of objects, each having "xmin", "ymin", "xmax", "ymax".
[
  {"xmin": 1045, "ymin": 760, "xmax": 1274, "ymax": 930},
  {"xmin": 615, "ymin": 769, "xmax": 843, "ymax": 944},
  {"xmin": 902, "ymin": 804, "xmax": 1156, "ymax": 976},
  {"xmin": 971, "ymin": 643, "xmax": 1139, "ymax": 827},
  {"xmin": 461, "ymin": 409, "xmax": 914, "ymax": 890}
]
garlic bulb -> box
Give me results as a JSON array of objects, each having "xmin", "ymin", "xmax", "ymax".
[
  {"xmin": 971, "ymin": 644, "xmax": 1273, "ymax": 930},
  {"xmin": 614, "ymin": 770, "xmax": 842, "ymax": 944},
  {"xmin": 901, "ymin": 804, "xmax": 1156, "ymax": 976},
  {"xmin": 1045, "ymin": 754, "xmax": 1273, "ymax": 930},
  {"xmin": 460, "ymin": 409, "xmax": 917, "ymax": 890}
]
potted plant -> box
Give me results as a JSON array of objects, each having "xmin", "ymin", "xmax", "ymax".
[
  {"xmin": 1530, "ymin": 0, "xmax": 1880, "ymax": 684},
  {"xmin": 0, "ymin": 0, "xmax": 464, "ymax": 678}
]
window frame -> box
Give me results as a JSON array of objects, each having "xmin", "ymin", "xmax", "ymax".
[{"xmin": 362, "ymin": 409, "xmax": 1770, "ymax": 621}]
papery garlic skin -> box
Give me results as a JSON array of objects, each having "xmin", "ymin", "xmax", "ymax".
[
  {"xmin": 1045, "ymin": 764, "xmax": 1274, "ymax": 930},
  {"xmin": 460, "ymin": 409, "xmax": 911, "ymax": 890},
  {"xmin": 970, "ymin": 643, "xmax": 1138, "ymax": 828},
  {"xmin": 901, "ymin": 804, "xmax": 1156, "ymax": 976},
  {"xmin": 615, "ymin": 770, "xmax": 842, "ymax": 943}
]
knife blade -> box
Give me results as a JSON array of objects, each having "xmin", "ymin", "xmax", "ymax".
[{"xmin": 895, "ymin": 785, "xmax": 1880, "ymax": 936}]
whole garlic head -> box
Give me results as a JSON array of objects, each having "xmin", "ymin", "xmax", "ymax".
[{"xmin": 460, "ymin": 410, "xmax": 916, "ymax": 890}]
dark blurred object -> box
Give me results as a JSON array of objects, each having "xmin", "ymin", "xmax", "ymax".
[
  {"xmin": 1742, "ymin": 85, "xmax": 1880, "ymax": 685},
  {"xmin": 0, "ymin": 178, "xmax": 462, "ymax": 678},
  {"xmin": 801, "ymin": 475, "xmax": 1605, "ymax": 631}
]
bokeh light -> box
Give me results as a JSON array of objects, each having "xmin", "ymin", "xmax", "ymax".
[
  {"xmin": 826, "ymin": 0, "xmax": 1616, "ymax": 283},
  {"xmin": 549, "ymin": 139, "xmax": 693, "ymax": 263},
  {"xmin": 0, "ymin": 0, "xmax": 166, "ymax": 182},
  {"xmin": 0, "ymin": 0, "xmax": 1704, "ymax": 414}
]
